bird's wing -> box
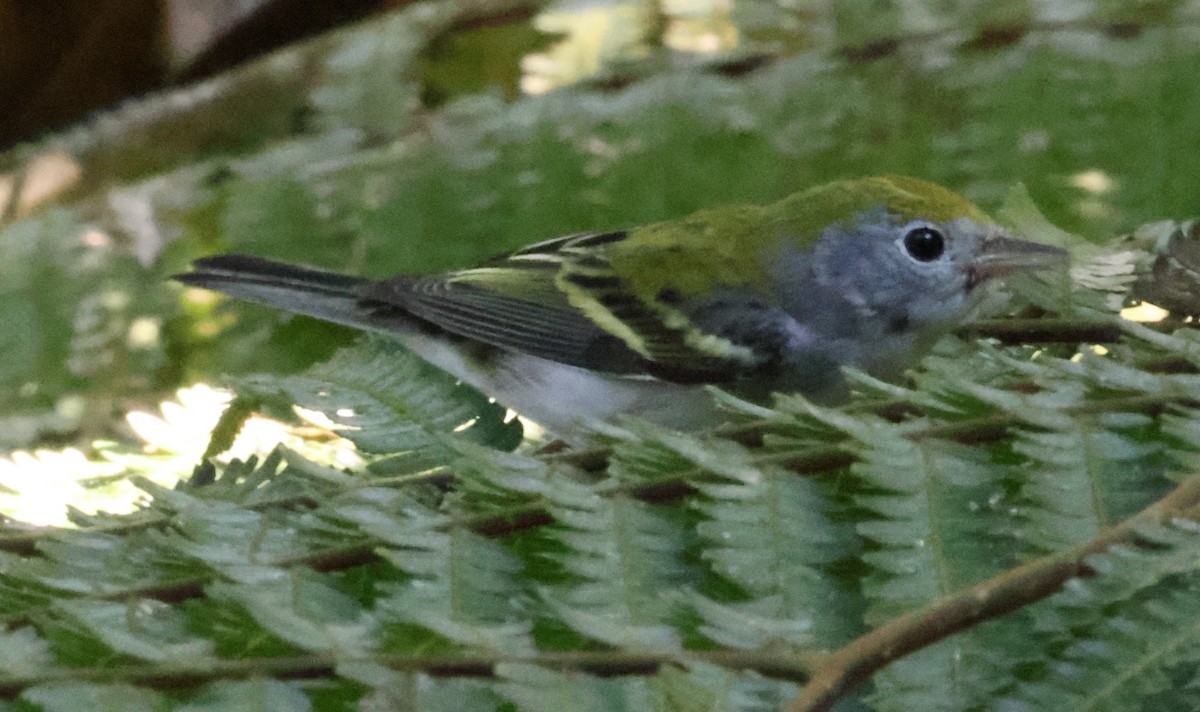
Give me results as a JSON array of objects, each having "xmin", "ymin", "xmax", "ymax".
[{"xmin": 359, "ymin": 231, "xmax": 765, "ymax": 381}]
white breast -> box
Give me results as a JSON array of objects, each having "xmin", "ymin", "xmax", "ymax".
[{"xmin": 395, "ymin": 333, "xmax": 722, "ymax": 437}]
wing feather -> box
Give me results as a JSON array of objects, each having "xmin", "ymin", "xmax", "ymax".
[
  {"xmin": 359, "ymin": 264, "xmax": 643, "ymax": 373},
  {"xmin": 358, "ymin": 229, "xmax": 763, "ymax": 382}
]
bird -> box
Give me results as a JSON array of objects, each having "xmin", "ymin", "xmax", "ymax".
[{"xmin": 175, "ymin": 175, "xmax": 1068, "ymax": 435}]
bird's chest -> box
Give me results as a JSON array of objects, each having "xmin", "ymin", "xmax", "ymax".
[{"xmin": 727, "ymin": 300, "xmax": 933, "ymax": 402}]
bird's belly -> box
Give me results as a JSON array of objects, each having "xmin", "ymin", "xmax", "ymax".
[
  {"xmin": 488, "ymin": 353, "xmax": 724, "ymax": 434},
  {"xmin": 394, "ymin": 333, "xmax": 722, "ymax": 436}
]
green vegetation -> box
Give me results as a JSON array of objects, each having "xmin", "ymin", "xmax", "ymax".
[{"xmin": 2, "ymin": 1, "xmax": 1200, "ymax": 709}]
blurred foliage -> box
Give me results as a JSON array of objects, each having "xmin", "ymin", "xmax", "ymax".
[{"xmin": 2, "ymin": 0, "xmax": 1200, "ymax": 709}]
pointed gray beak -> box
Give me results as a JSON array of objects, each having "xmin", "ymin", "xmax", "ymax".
[{"xmin": 971, "ymin": 235, "xmax": 1069, "ymax": 282}]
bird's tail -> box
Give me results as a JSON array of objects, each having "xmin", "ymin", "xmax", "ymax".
[{"xmin": 174, "ymin": 254, "xmax": 375, "ymax": 330}]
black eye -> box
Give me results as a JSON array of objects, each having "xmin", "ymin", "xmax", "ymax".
[{"xmin": 902, "ymin": 227, "xmax": 945, "ymax": 262}]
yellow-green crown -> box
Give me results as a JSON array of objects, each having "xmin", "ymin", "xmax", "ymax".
[{"xmin": 777, "ymin": 175, "xmax": 991, "ymax": 235}]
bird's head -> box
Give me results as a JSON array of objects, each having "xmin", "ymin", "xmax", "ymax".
[{"xmin": 778, "ymin": 175, "xmax": 1068, "ymax": 332}]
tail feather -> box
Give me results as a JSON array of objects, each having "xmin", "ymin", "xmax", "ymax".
[{"xmin": 174, "ymin": 254, "xmax": 376, "ymax": 330}]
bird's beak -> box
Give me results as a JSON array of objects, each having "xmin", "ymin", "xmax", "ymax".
[{"xmin": 970, "ymin": 235, "xmax": 1069, "ymax": 283}]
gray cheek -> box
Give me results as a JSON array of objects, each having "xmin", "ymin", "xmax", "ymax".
[
  {"xmin": 769, "ymin": 239, "xmax": 881, "ymax": 327},
  {"xmin": 775, "ymin": 259, "xmax": 869, "ymax": 338}
]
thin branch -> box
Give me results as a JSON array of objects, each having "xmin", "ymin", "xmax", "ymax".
[
  {"xmin": 0, "ymin": 649, "xmax": 816, "ymax": 698},
  {"xmin": 784, "ymin": 471, "xmax": 1200, "ymax": 712},
  {"xmin": 962, "ymin": 317, "xmax": 1128, "ymax": 344}
]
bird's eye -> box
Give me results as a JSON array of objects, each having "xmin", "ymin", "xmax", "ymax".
[{"xmin": 902, "ymin": 227, "xmax": 945, "ymax": 262}]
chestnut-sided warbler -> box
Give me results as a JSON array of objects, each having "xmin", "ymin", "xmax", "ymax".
[{"xmin": 176, "ymin": 176, "xmax": 1066, "ymax": 433}]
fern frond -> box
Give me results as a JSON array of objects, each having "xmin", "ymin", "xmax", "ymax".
[
  {"xmin": 235, "ymin": 339, "xmax": 522, "ymax": 467},
  {"xmin": 996, "ymin": 517, "xmax": 1200, "ymax": 711},
  {"xmin": 540, "ymin": 477, "xmax": 693, "ymax": 651},
  {"xmin": 374, "ymin": 524, "xmax": 533, "ymax": 653}
]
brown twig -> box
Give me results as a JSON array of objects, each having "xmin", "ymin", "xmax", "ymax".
[
  {"xmin": 963, "ymin": 317, "xmax": 1127, "ymax": 344},
  {"xmin": 0, "ymin": 649, "xmax": 816, "ymax": 699}
]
